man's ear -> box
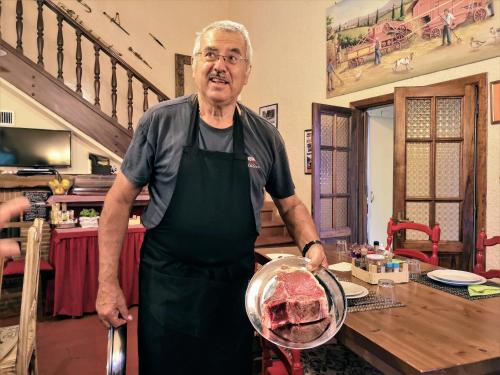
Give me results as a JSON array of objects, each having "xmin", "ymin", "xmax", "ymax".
[{"xmin": 244, "ymin": 64, "xmax": 252, "ymax": 84}]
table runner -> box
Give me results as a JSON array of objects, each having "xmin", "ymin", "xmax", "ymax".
[{"xmin": 414, "ymin": 273, "xmax": 500, "ymax": 300}]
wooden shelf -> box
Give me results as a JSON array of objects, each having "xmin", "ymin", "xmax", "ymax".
[
  {"xmin": 0, "ymin": 174, "xmax": 73, "ymax": 189},
  {"xmin": 47, "ymin": 194, "xmax": 149, "ymax": 205}
]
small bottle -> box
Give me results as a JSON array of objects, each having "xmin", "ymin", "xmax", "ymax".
[
  {"xmin": 393, "ymin": 263, "xmax": 400, "ymax": 273},
  {"xmin": 386, "ymin": 263, "xmax": 393, "ymax": 273},
  {"xmin": 360, "ymin": 247, "xmax": 369, "ymax": 270}
]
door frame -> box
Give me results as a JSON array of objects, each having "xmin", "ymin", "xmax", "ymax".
[
  {"xmin": 311, "ymin": 103, "xmax": 359, "ymax": 242},
  {"xmin": 349, "ymin": 73, "xmax": 487, "ymax": 269}
]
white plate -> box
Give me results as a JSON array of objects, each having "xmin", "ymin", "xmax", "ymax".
[
  {"xmin": 428, "ymin": 270, "xmax": 483, "ymax": 283},
  {"xmin": 339, "ymin": 281, "xmax": 368, "ymax": 297},
  {"xmin": 265, "ymin": 253, "xmax": 295, "ymax": 260},
  {"xmin": 427, "ymin": 272, "xmax": 486, "ymax": 286},
  {"xmin": 346, "ymin": 289, "xmax": 369, "ymax": 299},
  {"xmin": 328, "ymin": 262, "xmax": 352, "ymax": 272}
]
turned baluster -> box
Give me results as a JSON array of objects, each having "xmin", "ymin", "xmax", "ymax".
[
  {"xmin": 57, "ymin": 15, "xmax": 64, "ymax": 81},
  {"xmin": 36, "ymin": 0, "xmax": 44, "ymax": 67},
  {"xmin": 75, "ymin": 30, "xmax": 82, "ymax": 95},
  {"xmin": 143, "ymin": 84, "xmax": 149, "ymax": 112},
  {"xmin": 127, "ymin": 71, "xmax": 134, "ymax": 131},
  {"xmin": 16, "ymin": 0, "xmax": 23, "ymax": 52},
  {"xmin": 94, "ymin": 45, "xmax": 101, "ymax": 107},
  {"xmin": 111, "ymin": 58, "xmax": 118, "ymax": 120}
]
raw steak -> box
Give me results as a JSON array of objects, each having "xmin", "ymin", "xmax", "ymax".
[
  {"xmin": 262, "ymin": 270, "xmax": 329, "ymax": 330},
  {"xmin": 272, "ymin": 317, "xmax": 332, "ymax": 343}
]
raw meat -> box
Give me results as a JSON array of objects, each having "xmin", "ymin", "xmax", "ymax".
[
  {"xmin": 262, "ymin": 270, "xmax": 329, "ymax": 330},
  {"xmin": 272, "ymin": 317, "xmax": 332, "ymax": 343}
]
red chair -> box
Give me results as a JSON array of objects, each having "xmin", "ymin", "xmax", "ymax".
[
  {"xmin": 386, "ymin": 218, "xmax": 441, "ymax": 265},
  {"xmin": 255, "ymin": 252, "xmax": 304, "ymax": 375},
  {"xmin": 261, "ymin": 339, "xmax": 303, "ymax": 375},
  {"xmin": 473, "ymin": 230, "xmax": 500, "ymax": 279}
]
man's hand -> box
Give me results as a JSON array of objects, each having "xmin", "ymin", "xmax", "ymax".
[
  {"xmin": 306, "ymin": 244, "xmax": 328, "ymax": 272},
  {"xmin": 96, "ymin": 280, "xmax": 132, "ymax": 328},
  {"xmin": 0, "ymin": 197, "xmax": 30, "ymax": 257}
]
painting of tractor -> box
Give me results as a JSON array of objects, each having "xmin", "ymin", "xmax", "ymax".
[
  {"xmin": 412, "ymin": 0, "xmax": 492, "ymax": 39},
  {"xmin": 326, "ymin": 0, "xmax": 499, "ymax": 98}
]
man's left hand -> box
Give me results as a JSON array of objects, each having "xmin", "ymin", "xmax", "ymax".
[{"xmin": 306, "ymin": 245, "xmax": 328, "ymax": 271}]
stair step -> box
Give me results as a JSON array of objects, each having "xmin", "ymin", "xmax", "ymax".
[
  {"xmin": 259, "ymin": 226, "xmax": 288, "ymax": 238},
  {"xmin": 262, "ymin": 200, "xmax": 276, "ymax": 212},
  {"xmin": 255, "ymin": 234, "xmax": 294, "ymax": 247},
  {"xmin": 261, "ymin": 218, "xmax": 285, "ymax": 227}
]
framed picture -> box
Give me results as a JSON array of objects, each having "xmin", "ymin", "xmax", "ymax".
[
  {"xmin": 175, "ymin": 53, "xmax": 196, "ymax": 97},
  {"xmin": 259, "ymin": 103, "xmax": 278, "ymax": 128},
  {"xmin": 491, "ymin": 80, "xmax": 500, "ymax": 125},
  {"xmin": 304, "ymin": 129, "xmax": 312, "ymax": 174}
]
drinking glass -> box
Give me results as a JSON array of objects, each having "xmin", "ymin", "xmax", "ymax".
[
  {"xmin": 336, "ymin": 240, "xmax": 349, "ymax": 262},
  {"xmin": 376, "ymin": 279, "xmax": 396, "ymax": 303},
  {"xmin": 407, "ymin": 259, "xmax": 421, "ymax": 280}
]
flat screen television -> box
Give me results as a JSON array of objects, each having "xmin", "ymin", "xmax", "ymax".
[{"xmin": 0, "ymin": 127, "xmax": 71, "ymax": 167}]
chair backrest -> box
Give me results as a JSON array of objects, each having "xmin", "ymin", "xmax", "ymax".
[
  {"xmin": 474, "ymin": 230, "xmax": 500, "ymax": 278},
  {"xmin": 16, "ymin": 218, "xmax": 43, "ymax": 374},
  {"xmin": 254, "ymin": 251, "xmax": 304, "ymax": 375},
  {"xmin": 386, "ymin": 218, "xmax": 441, "ymax": 265}
]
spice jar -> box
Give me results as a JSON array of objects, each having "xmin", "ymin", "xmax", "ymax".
[{"xmin": 366, "ymin": 254, "xmax": 385, "ymax": 273}]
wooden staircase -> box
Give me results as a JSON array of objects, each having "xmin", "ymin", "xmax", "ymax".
[
  {"xmin": 0, "ymin": 0, "xmax": 169, "ymax": 157},
  {"xmin": 255, "ymin": 200, "xmax": 294, "ymax": 247}
]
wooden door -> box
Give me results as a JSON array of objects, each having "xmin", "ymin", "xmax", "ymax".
[
  {"xmin": 311, "ymin": 104, "xmax": 360, "ymax": 244},
  {"xmin": 394, "ymin": 83, "xmax": 477, "ymax": 268}
]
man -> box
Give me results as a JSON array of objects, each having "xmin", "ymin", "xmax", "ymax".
[
  {"xmin": 0, "ymin": 197, "xmax": 30, "ymax": 257},
  {"xmin": 442, "ymin": 8, "xmax": 455, "ymax": 46},
  {"xmin": 374, "ymin": 37, "xmax": 381, "ymax": 65},
  {"xmin": 96, "ymin": 20, "xmax": 327, "ymax": 375},
  {"xmin": 327, "ymin": 57, "xmax": 335, "ymax": 91}
]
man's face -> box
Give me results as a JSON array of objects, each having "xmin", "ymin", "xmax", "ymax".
[{"xmin": 193, "ymin": 29, "xmax": 251, "ymax": 107}]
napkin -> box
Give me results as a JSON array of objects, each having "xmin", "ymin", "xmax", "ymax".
[{"xmin": 468, "ymin": 284, "xmax": 500, "ymax": 297}]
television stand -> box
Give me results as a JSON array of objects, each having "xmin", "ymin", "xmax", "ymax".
[{"xmin": 16, "ymin": 168, "xmax": 55, "ymax": 176}]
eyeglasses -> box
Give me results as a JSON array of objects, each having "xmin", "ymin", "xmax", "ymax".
[{"xmin": 196, "ymin": 51, "xmax": 248, "ymax": 65}]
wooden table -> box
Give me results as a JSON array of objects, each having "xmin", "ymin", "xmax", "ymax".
[{"xmin": 256, "ymin": 245, "xmax": 500, "ymax": 375}]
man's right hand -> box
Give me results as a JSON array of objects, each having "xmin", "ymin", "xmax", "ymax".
[{"xmin": 96, "ymin": 280, "xmax": 132, "ymax": 328}]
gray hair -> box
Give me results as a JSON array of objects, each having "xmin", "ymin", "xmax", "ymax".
[{"xmin": 192, "ymin": 20, "xmax": 253, "ymax": 69}]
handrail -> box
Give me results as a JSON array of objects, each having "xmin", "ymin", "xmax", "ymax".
[{"xmin": 42, "ymin": 0, "xmax": 169, "ymax": 102}]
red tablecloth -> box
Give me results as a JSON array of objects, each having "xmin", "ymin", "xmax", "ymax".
[{"xmin": 48, "ymin": 225, "xmax": 145, "ymax": 316}]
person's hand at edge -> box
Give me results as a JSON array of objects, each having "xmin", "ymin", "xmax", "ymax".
[{"xmin": 0, "ymin": 197, "xmax": 30, "ymax": 257}]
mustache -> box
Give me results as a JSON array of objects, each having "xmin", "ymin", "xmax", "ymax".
[{"xmin": 208, "ymin": 70, "xmax": 230, "ymax": 82}]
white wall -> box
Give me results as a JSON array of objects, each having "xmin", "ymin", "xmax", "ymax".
[{"xmin": 367, "ymin": 107, "xmax": 394, "ymax": 247}]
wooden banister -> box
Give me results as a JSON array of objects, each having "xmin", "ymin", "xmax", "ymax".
[
  {"xmin": 0, "ymin": 0, "xmax": 171, "ymax": 156},
  {"xmin": 42, "ymin": 0, "xmax": 168, "ymax": 102}
]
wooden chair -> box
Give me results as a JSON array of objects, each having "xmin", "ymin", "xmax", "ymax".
[
  {"xmin": 473, "ymin": 230, "xmax": 500, "ymax": 279},
  {"xmin": 386, "ymin": 218, "xmax": 441, "ymax": 265},
  {"xmin": 0, "ymin": 218, "xmax": 43, "ymax": 375},
  {"xmin": 1, "ymin": 219, "xmax": 52, "ymax": 315},
  {"xmin": 254, "ymin": 251, "xmax": 304, "ymax": 375}
]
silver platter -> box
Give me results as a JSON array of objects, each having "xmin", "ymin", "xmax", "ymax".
[{"xmin": 246, "ymin": 256, "xmax": 347, "ymax": 349}]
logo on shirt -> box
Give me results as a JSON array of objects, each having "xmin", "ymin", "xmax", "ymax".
[{"xmin": 248, "ymin": 156, "xmax": 260, "ymax": 169}]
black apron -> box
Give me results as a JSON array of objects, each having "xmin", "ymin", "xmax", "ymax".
[{"xmin": 138, "ymin": 102, "xmax": 257, "ymax": 375}]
